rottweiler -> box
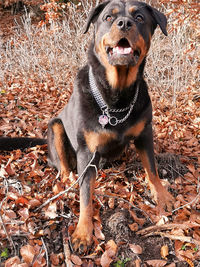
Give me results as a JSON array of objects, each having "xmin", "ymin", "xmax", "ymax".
[{"xmin": 0, "ymin": 0, "xmax": 174, "ymax": 254}]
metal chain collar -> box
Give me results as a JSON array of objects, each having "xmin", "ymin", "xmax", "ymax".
[{"xmin": 89, "ymin": 67, "xmax": 139, "ymax": 128}]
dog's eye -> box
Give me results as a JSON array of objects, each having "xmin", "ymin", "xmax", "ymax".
[
  {"xmin": 105, "ymin": 15, "xmax": 112, "ymax": 22},
  {"xmin": 134, "ymin": 14, "xmax": 144, "ymax": 23}
]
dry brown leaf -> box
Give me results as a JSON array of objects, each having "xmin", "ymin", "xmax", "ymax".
[
  {"xmin": 108, "ymin": 197, "xmax": 115, "ymax": 209},
  {"xmin": 45, "ymin": 202, "xmax": 57, "ymax": 219},
  {"xmin": 100, "ymin": 240, "xmax": 117, "ymax": 267},
  {"xmin": 5, "ymin": 162, "xmax": 15, "ymax": 175},
  {"xmin": 71, "ymin": 254, "xmax": 83, "ymax": 265},
  {"xmin": 5, "ymin": 210, "xmax": 16, "ymax": 219},
  {"xmin": 7, "ymin": 192, "xmax": 19, "ymax": 200},
  {"xmin": 53, "ymin": 182, "xmax": 64, "ymax": 194},
  {"xmin": 145, "ymin": 259, "xmax": 167, "ymax": 266},
  {"xmin": 161, "ymin": 245, "xmax": 169, "ymax": 259},
  {"xmin": 183, "ymin": 257, "xmax": 194, "ymax": 267},
  {"xmin": 129, "ymin": 210, "xmax": 146, "ymax": 226},
  {"xmin": 28, "ymin": 199, "xmax": 41, "ymax": 208},
  {"xmin": 20, "ymin": 244, "xmax": 36, "ymax": 264},
  {"xmin": 4, "ymin": 256, "xmax": 21, "ymax": 267},
  {"xmin": 100, "ymin": 253, "xmax": 113, "ymax": 267},
  {"xmin": 18, "ymin": 207, "xmax": 29, "ymax": 221},
  {"xmin": 129, "ymin": 244, "xmax": 143, "ymax": 254},
  {"xmin": 135, "ymin": 258, "xmax": 141, "ymax": 267},
  {"xmin": 129, "ymin": 222, "xmax": 138, "ymax": 231},
  {"xmin": 105, "ymin": 239, "xmax": 118, "ymax": 257},
  {"xmin": 94, "ymin": 221, "xmax": 105, "ymax": 240}
]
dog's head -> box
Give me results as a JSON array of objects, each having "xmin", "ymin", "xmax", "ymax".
[{"xmin": 84, "ymin": 0, "xmax": 167, "ymax": 89}]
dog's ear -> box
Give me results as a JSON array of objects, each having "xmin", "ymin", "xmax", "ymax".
[
  {"xmin": 83, "ymin": 1, "xmax": 110, "ymax": 34},
  {"xmin": 147, "ymin": 6, "xmax": 168, "ymax": 36}
]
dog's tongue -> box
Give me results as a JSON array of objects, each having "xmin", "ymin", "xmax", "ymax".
[{"xmin": 113, "ymin": 46, "xmax": 132, "ymax": 55}]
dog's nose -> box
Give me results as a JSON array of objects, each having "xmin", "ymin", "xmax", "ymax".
[{"xmin": 117, "ymin": 17, "xmax": 132, "ymax": 31}]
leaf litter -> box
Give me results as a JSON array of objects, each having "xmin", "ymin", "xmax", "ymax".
[{"xmin": 0, "ymin": 1, "xmax": 199, "ymax": 266}]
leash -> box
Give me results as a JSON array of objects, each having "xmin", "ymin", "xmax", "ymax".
[
  {"xmin": 35, "ymin": 151, "xmax": 99, "ymax": 211},
  {"xmin": 89, "ymin": 66, "xmax": 139, "ymax": 128}
]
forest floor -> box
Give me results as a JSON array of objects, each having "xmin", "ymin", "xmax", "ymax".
[{"xmin": 0, "ymin": 1, "xmax": 199, "ymax": 266}]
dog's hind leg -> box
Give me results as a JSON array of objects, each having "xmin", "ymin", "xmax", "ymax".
[{"xmin": 48, "ymin": 118, "xmax": 76, "ymax": 179}]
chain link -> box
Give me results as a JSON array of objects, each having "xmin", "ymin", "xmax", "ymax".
[{"xmin": 89, "ymin": 67, "xmax": 139, "ymax": 127}]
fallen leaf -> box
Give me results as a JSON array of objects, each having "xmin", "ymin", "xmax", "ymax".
[
  {"xmin": 145, "ymin": 259, "xmax": 167, "ymax": 266},
  {"xmin": 28, "ymin": 199, "xmax": 41, "ymax": 208},
  {"xmin": 45, "ymin": 202, "xmax": 57, "ymax": 219},
  {"xmin": 100, "ymin": 254, "xmax": 113, "ymax": 267},
  {"xmin": 100, "ymin": 240, "xmax": 117, "ymax": 267},
  {"xmin": 129, "ymin": 244, "xmax": 143, "ymax": 254},
  {"xmin": 16, "ymin": 196, "xmax": 29, "ymax": 205},
  {"xmin": 129, "ymin": 222, "xmax": 138, "ymax": 231},
  {"xmin": 108, "ymin": 197, "xmax": 115, "ymax": 209},
  {"xmin": 20, "ymin": 244, "xmax": 35, "ymax": 264},
  {"xmin": 94, "ymin": 221, "xmax": 105, "ymax": 240},
  {"xmin": 71, "ymin": 254, "xmax": 83, "ymax": 265},
  {"xmin": 4, "ymin": 256, "xmax": 20, "ymax": 267},
  {"xmin": 18, "ymin": 207, "xmax": 29, "ymax": 221},
  {"xmin": 161, "ymin": 245, "xmax": 169, "ymax": 259}
]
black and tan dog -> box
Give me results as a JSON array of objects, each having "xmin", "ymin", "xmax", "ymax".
[{"xmin": 0, "ymin": 0, "xmax": 174, "ymax": 254}]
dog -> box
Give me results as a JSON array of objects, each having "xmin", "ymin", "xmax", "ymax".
[{"xmin": 0, "ymin": 0, "xmax": 174, "ymax": 254}]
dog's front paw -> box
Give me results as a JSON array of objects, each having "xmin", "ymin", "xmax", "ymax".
[
  {"xmin": 155, "ymin": 187, "xmax": 174, "ymax": 214},
  {"xmin": 71, "ymin": 224, "xmax": 93, "ymax": 254}
]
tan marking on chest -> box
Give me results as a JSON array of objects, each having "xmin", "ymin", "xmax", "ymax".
[
  {"xmin": 125, "ymin": 119, "xmax": 146, "ymax": 137},
  {"xmin": 84, "ymin": 130, "xmax": 117, "ymax": 153}
]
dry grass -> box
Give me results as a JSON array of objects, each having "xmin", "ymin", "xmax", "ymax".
[
  {"xmin": 0, "ymin": 1, "xmax": 199, "ymax": 102},
  {"xmin": 0, "ymin": 3, "xmax": 92, "ymax": 91}
]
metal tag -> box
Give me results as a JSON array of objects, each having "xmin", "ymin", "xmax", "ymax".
[{"xmin": 99, "ymin": 115, "xmax": 109, "ymax": 128}]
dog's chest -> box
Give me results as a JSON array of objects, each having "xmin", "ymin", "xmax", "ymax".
[{"xmin": 84, "ymin": 128, "xmax": 131, "ymax": 158}]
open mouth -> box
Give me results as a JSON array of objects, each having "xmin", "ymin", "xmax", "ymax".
[{"xmin": 106, "ymin": 38, "xmax": 141, "ymax": 62}]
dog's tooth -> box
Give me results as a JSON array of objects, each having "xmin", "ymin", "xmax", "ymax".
[
  {"xmin": 113, "ymin": 47, "xmax": 117, "ymax": 54},
  {"xmin": 113, "ymin": 46, "xmax": 132, "ymax": 55},
  {"xmin": 124, "ymin": 47, "xmax": 132, "ymax": 54}
]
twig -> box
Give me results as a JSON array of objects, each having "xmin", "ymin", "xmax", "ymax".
[
  {"xmin": 0, "ymin": 197, "xmax": 17, "ymax": 255},
  {"xmin": 41, "ymin": 237, "xmax": 49, "ymax": 267},
  {"xmin": 143, "ymin": 231, "xmax": 200, "ymax": 247},
  {"xmin": 95, "ymin": 194, "xmax": 105, "ymax": 208},
  {"xmin": 62, "ymin": 222, "xmax": 73, "ymax": 267},
  {"xmin": 108, "ymin": 164, "xmax": 136, "ymax": 176},
  {"xmin": 137, "ymin": 221, "xmax": 200, "ymax": 236},
  {"xmin": 95, "ymin": 193, "xmax": 153, "ymax": 223},
  {"xmin": 166, "ymin": 164, "xmax": 194, "ymax": 184},
  {"xmin": 35, "ymin": 152, "xmax": 98, "ymax": 211},
  {"xmin": 172, "ymin": 176, "xmax": 200, "ymax": 213}
]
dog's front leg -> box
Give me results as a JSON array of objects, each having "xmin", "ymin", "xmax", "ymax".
[
  {"xmin": 134, "ymin": 124, "xmax": 174, "ymax": 214},
  {"xmin": 71, "ymin": 150, "xmax": 100, "ymax": 254}
]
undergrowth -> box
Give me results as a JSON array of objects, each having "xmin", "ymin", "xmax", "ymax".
[{"xmin": 0, "ymin": 1, "xmax": 199, "ymax": 102}]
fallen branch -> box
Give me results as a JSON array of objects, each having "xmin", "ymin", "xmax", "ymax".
[
  {"xmin": 143, "ymin": 231, "xmax": 200, "ymax": 247},
  {"xmin": 137, "ymin": 221, "xmax": 200, "ymax": 236},
  {"xmin": 41, "ymin": 237, "xmax": 49, "ymax": 267}
]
